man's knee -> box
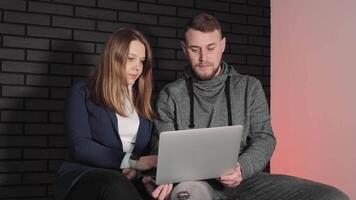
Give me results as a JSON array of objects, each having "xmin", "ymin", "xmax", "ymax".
[
  {"xmin": 171, "ymin": 181, "xmax": 213, "ymax": 200},
  {"xmin": 324, "ymin": 187, "xmax": 349, "ymax": 200}
]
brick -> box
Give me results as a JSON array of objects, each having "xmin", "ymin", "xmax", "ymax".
[
  {"xmin": 0, "ymin": 186, "xmax": 46, "ymax": 198},
  {"xmin": 231, "ymin": 44, "xmax": 262, "ymax": 55},
  {"xmin": 4, "ymin": 11, "xmax": 50, "ymax": 25},
  {"xmin": 0, "ymin": 48, "xmax": 25, "ymax": 60},
  {"xmin": 96, "ymin": 44, "xmax": 104, "ymax": 54},
  {"xmin": 236, "ymin": 65, "xmax": 263, "ymax": 75},
  {"xmin": 0, "ymin": 123, "xmax": 23, "ymax": 135},
  {"xmin": 249, "ymin": 36, "xmax": 270, "ymax": 46},
  {"xmin": 24, "ymin": 172, "xmax": 55, "ymax": 184},
  {"xmin": 159, "ymin": 16, "xmax": 188, "ymax": 28},
  {"xmin": 49, "ymin": 136, "xmax": 67, "ymax": 147},
  {"xmin": 264, "ymin": 8, "xmax": 270, "ymax": 17},
  {"xmin": 248, "ymin": 0, "xmax": 270, "ymax": 7},
  {"xmin": 29, "ymin": 1, "xmax": 73, "ymax": 16},
  {"xmin": 176, "ymin": 50, "xmax": 187, "ymax": 60},
  {"xmin": 0, "ymin": 161, "xmax": 47, "ymax": 172},
  {"xmin": 178, "ymin": 8, "xmax": 203, "ymax": 18},
  {"xmin": 196, "ymin": 0, "xmax": 229, "ymax": 12},
  {"xmin": 0, "ymin": 97, "xmax": 23, "ymax": 109},
  {"xmin": 231, "ymin": 4, "xmax": 263, "ymax": 16},
  {"xmin": 51, "ymin": 40, "xmax": 95, "ymax": 53},
  {"xmin": 247, "ymin": 55, "xmax": 269, "ymax": 66},
  {"xmin": 75, "ymin": 7, "xmax": 116, "ymax": 21},
  {"xmin": 53, "ymin": 16, "xmax": 95, "ymax": 30},
  {"xmin": 215, "ymin": 12, "xmax": 247, "ymax": 24},
  {"xmin": 263, "ymin": 67, "xmax": 270, "ymax": 75},
  {"xmin": 140, "ymin": 3, "xmax": 176, "ymax": 16},
  {"xmin": 0, "ymin": 174, "xmax": 21, "ymax": 185},
  {"xmin": 0, "ymin": 73, "xmax": 24, "ymax": 84},
  {"xmin": 232, "ymin": 24, "xmax": 264, "ymax": 35},
  {"xmin": 25, "ymin": 99, "xmax": 65, "ymax": 111},
  {"xmin": 27, "ymin": 50, "xmax": 72, "ymax": 64},
  {"xmin": 119, "ymin": 12, "xmax": 157, "ymax": 25},
  {"xmin": 157, "ymin": 38, "xmax": 181, "ymax": 49},
  {"xmin": 50, "ymin": 88, "xmax": 69, "ymax": 99},
  {"xmin": 53, "ymin": 0, "xmax": 96, "ymax": 6},
  {"xmin": 1, "ymin": 111, "xmax": 48, "ymax": 123},
  {"xmin": 50, "ymin": 64, "xmax": 94, "ymax": 76},
  {"xmin": 220, "ymin": 0, "xmax": 246, "ymax": 2},
  {"xmin": 97, "ymin": 21, "xmax": 136, "ymax": 32},
  {"xmin": 97, "ymin": 0, "xmax": 137, "ymax": 11},
  {"xmin": 248, "ymin": 16, "xmax": 269, "ymax": 26},
  {"xmin": 49, "ymin": 160, "xmax": 63, "ymax": 171},
  {"xmin": 74, "ymin": 54, "xmax": 99, "ymax": 65},
  {"xmin": 0, "ymin": 136, "xmax": 47, "ymax": 147},
  {"xmin": 139, "ymin": 25, "xmax": 176, "ymax": 38},
  {"xmin": 2, "ymin": 86, "xmax": 49, "ymax": 98},
  {"xmin": 263, "ymin": 47, "xmax": 270, "ymax": 56},
  {"xmin": 158, "ymin": 0, "xmax": 194, "ymax": 7},
  {"xmin": 74, "ymin": 30, "xmax": 109, "ymax": 42},
  {"xmin": 152, "ymin": 48, "xmax": 175, "ymax": 59},
  {"xmin": 0, "ymin": 149, "xmax": 22, "ymax": 159},
  {"xmin": 225, "ymin": 33, "xmax": 248, "ymax": 44},
  {"xmin": 223, "ymin": 54, "xmax": 246, "ymax": 64},
  {"xmin": 24, "ymin": 148, "xmax": 66, "ymax": 159},
  {"xmin": 158, "ymin": 60, "xmax": 187, "ymax": 71},
  {"xmin": 3, "ymin": 36, "xmax": 50, "ymax": 50},
  {"xmin": 153, "ymin": 70, "xmax": 176, "ymax": 81},
  {"xmin": 0, "ymin": 0, "xmax": 26, "ymax": 11},
  {"xmin": 26, "ymin": 74, "xmax": 71, "ymax": 87},
  {"xmin": 25, "ymin": 123, "xmax": 64, "ymax": 135},
  {"xmin": 264, "ymin": 27, "xmax": 270, "ymax": 36},
  {"xmin": 27, "ymin": 26, "xmax": 72, "ymax": 40},
  {"xmin": 0, "ymin": 23, "xmax": 25, "ymax": 35},
  {"xmin": 50, "ymin": 112, "xmax": 64, "ymax": 123},
  {"xmin": 2, "ymin": 61, "xmax": 48, "ymax": 74}
]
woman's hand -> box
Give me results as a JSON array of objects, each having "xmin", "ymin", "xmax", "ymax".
[
  {"xmin": 142, "ymin": 176, "xmax": 173, "ymax": 200},
  {"xmin": 122, "ymin": 168, "xmax": 137, "ymax": 180},
  {"xmin": 135, "ymin": 155, "xmax": 157, "ymax": 171}
]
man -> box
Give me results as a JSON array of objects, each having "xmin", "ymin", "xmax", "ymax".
[{"xmin": 147, "ymin": 13, "xmax": 348, "ymax": 200}]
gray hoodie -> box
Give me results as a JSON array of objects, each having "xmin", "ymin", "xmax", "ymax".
[{"xmin": 154, "ymin": 61, "xmax": 276, "ymax": 179}]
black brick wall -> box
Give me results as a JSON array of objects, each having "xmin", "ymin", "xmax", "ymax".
[{"xmin": 0, "ymin": 0, "xmax": 270, "ymax": 199}]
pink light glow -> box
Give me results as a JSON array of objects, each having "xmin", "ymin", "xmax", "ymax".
[{"xmin": 271, "ymin": 0, "xmax": 356, "ymax": 198}]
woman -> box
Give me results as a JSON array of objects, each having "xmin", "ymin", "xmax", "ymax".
[{"xmin": 56, "ymin": 27, "xmax": 158, "ymax": 200}]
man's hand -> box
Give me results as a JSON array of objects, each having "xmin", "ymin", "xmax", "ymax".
[
  {"xmin": 142, "ymin": 176, "xmax": 173, "ymax": 200},
  {"xmin": 122, "ymin": 168, "xmax": 137, "ymax": 180},
  {"xmin": 217, "ymin": 163, "xmax": 243, "ymax": 188},
  {"xmin": 135, "ymin": 155, "xmax": 158, "ymax": 171}
]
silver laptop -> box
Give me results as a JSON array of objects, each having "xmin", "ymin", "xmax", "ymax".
[{"xmin": 155, "ymin": 125, "xmax": 243, "ymax": 185}]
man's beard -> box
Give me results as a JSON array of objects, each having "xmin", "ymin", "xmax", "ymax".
[{"xmin": 193, "ymin": 63, "xmax": 219, "ymax": 81}]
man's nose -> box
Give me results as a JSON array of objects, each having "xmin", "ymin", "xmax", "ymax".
[{"xmin": 199, "ymin": 49, "xmax": 207, "ymax": 62}]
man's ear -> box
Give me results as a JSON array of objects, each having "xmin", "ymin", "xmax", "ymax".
[
  {"xmin": 181, "ymin": 41, "xmax": 188, "ymax": 56},
  {"xmin": 221, "ymin": 37, "xmax": 226, "ymax": 53}
]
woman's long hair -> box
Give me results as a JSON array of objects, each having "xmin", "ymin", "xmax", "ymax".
[{"xmin": 89, "ymin": 27, "xmax": 154, "ymax": 119}]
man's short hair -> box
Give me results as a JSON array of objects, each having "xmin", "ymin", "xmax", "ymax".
[{"xmin": 184, "ymin": 13, "xmax": 222, "ymax": 41}]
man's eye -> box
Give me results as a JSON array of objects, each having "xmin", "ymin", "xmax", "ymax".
[{"xmin": 191, "ymin": 48, "xmax": 200, "ymax": 52}]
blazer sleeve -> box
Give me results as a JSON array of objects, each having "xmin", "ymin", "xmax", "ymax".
[{"xmin": 65, "ymin": 82, "xmax": 125, "ymax": 170}]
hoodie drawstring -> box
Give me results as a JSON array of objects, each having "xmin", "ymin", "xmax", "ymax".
[{"xmin": 186, "ymin": 76, "xmax": 232, "ymax": 128}]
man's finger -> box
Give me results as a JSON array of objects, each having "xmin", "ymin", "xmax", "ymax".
[
  {"xmin": 152, "ymin": 185, "xmax": 164, "ymax": 198},
  {"xmin": 158, "ymin": 185, "xmax": 168, "ymax": 200}
]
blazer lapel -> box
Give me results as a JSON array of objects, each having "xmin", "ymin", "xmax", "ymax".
[
  {"xmin": 132, "ymin": 115, "xmax": 150, "ymax": 156},
  {"xmin": 105, "ymin": 108, "xmax": 119, "ymax": 134}
]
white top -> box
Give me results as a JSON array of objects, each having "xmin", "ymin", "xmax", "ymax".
[{"xmin": 118, "ymin": 86, "xmax": 140, "ymax": 169}]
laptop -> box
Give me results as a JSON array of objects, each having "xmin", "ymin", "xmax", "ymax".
[{"xmin": 154, "ymin": 125, "xmax": 243, "ymax": 185}]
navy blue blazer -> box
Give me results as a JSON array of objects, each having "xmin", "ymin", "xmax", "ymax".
[{"xmin": 56, "ymin": 81, "xmax": 153, "ymax": 200}]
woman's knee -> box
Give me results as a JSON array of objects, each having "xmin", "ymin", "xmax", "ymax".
[{"xmin": 171, "ymin": 181, "xmax": 214, "ymax": 200}]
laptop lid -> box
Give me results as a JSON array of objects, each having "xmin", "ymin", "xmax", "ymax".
[{"xmin": 155, "ymin": 125, "xmax": 243, "ymax": 185}]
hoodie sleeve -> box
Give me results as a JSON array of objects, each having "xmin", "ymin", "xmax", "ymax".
[{"xmin": 238, "ymin": 78, "xmax": 276, "ymax": 179}]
